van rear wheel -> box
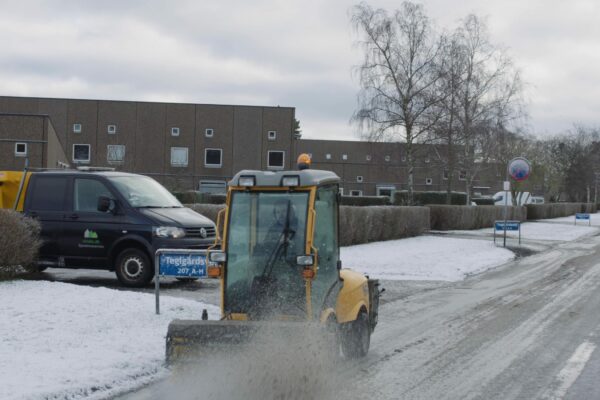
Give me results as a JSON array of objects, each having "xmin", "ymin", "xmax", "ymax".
[{"xmin": 115, "ymin": 248, "xmax": 153, "ymax": 288}]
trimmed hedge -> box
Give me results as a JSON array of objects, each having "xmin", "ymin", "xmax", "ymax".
[
  {"xmin": 174, "ymin": 191, "xmax": 226, "ymax": 204},
  {"xmin": 186, "ymin": 203, "xmax": 429, "ymax": 246},
  {"xmin": 339, "ymin": 206, "xmax": 429, "ymax": 246},
  {"xmin": 526, "ymin": 202, "xmax": 597, "ymax": 220},
  {"xmin": 472, "ymin": 198, "xmax": 495, "ymax": 206},
  {"xmin": 340, "ymin": 196, "xmax": 390, "ymax": 206},
  {"xmin": 0, "ymin": 210, "xmax": 41, "ymax": 279},
  {"xmin": 428, "ymin": 205, "xmax": 527, "ymax": 231},
  {"xmin": 394, "ymin": 191, "xmax": 468, "ymax": 206}
]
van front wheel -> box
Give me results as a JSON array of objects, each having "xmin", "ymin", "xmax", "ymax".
[{"xmin": 115, "ymin": 248, "xmax": 153, "ymax": 288}]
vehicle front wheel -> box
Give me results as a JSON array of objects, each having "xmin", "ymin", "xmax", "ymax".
[
  {"xmin": 340, "ymin": 310, "xmax": 370, "ymax": 359},
  {"xmin": 115, "ymin": 248, "xmax": 153, "ymax": 288}
]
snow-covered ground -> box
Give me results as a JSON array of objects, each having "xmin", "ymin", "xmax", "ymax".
[
  {"xmin": 447, "ymin": 218, "xmax": 600, "ymax": 241},
  {"xmin": 341, "ymin": 236, "xmax": 514, "ymax": 281},
  {"xmin": 2, "ymin": 217, "xmax": 591, "ymax": 400},
  {"xmin": 0, "ymin": 281, "xmax": 219, "ymax": 400}
]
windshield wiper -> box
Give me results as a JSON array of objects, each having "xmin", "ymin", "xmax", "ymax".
[{"xmin": 262, "ymin": 200, "xmax": 295, "ymax": 278}]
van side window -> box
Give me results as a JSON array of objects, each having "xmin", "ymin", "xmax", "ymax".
[
  {"xmin": 74, "ymin": 179, "xmax": 112, "ymax": 212},
  {"xmin": 29, "ymin": 177, "xmax": 67, "ymax": 211}
]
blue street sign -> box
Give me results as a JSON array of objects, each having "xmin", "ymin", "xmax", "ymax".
[
  {"xmin": 158, "ymin": 252, "xmax": 207, "ymax": 277},
  {"xmin": 495, "ymin": 221, "xmax": 520, "ymax": 231},
  {"xmin": 576, "ymin": 213, "xmax": 590, "ymax": 220}
]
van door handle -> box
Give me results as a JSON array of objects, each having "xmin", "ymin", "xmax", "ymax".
[{"xmin": 68, "ymin": 214, "xmax": 79, "ymax": 220}]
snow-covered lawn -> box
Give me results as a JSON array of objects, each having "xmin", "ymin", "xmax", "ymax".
[
  {"xmin": 539, "ymin": 212, "xmax": 600, "ymax": 226},
  {"xmin": 0, "ymin": 281, "xmax": 219, "ymax": 400},
  {"xmin": 447, "ymin": 219, "xmax": 599, "ymax": 241},
  {"xmin": 341, "ymin": 236, "xmax": 514, "ymax": 281}
]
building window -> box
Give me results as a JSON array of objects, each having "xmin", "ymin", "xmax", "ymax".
[
  {"xmin": 325, "ymin": 153, "xmax": 331, "ymax": 160},
  {"xmin": 205, "ymin": 128, "xmax": 214, "ymax": 138},
  {"xmin": 107, "ymin": 125, "xmax": 117, "ymax": 134},
  {"xmin": 342, "ymin": 154, "xmax": 348, "ymax": 160},
  {"xmin": 350, "ymin": 190, "xmax": 363, "ymax": 196},
  {"xmin": 171, "ymin": 127, "xmax": 180, "ymax": 136},
  {"xmin": 356, "ymin": 176, "xmax": 363, "ymax": 183},
  {"xmin": 339, "ymin": 187, "xmax": 344, "ymax": 195},
  {"xmin": 73, "ymin": 123, "xmax": 82, "ymax": 133},
  {"xmin": 268, "ymin": 131, "xmax": 277, "ymax": 141},
  {"xmin": 171, "ymin": 147, "xmax": 189, "ymax": 167},
  {"xmin": 268, "ymin": 150, "xmax": 285, "ymax": 169},
  {"xmin": 366, "ymin": 155, "xmax": 371, "ymax": 161},
  {"xmin": 459, "ymin": 170, "xmax": 467, "ymax": 181},
  {"xmin": 205, "ymin": 148, "xmax": 222, "ymax": 168},
  {"xmin": 107, "ymin": 145, "xmax": 125, "ymax": 163},
  {"xmin": 443, "ymin": 170, "xmax": 449, "ymax": 180},
  {"xmin": 73, "ymin": 144, "xmax": 91, "ymax": 163},
  {"xmin": 425, "ymin": 178, "xmax": 433, "ymax": 185},
  {"xmin": 385, "ymin": 155, "xmax": 391, "ymax": 162},
  {"xmin": 15, "ymin": 142, "xmax": 27, "ymax": 157},
  {"xmin": 377, "ymin": 186, "xmax": 395, "ymax": 197}
]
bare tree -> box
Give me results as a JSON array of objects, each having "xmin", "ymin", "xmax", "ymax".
[
  {"xmin": 351, "ymin": 1, "xmax": 444, "ymax": 204},
  {"xmin": 428, "ymin": 31, "xmax": 466, "ymax": 203},
  {"xmin": 452, "ymin": 15, "xmax": 525, "ymax": 204}
]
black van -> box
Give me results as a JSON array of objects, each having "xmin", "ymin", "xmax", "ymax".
[{"xmin": 22, "ymin": 170, "xmax": 217, "ymax": 287}]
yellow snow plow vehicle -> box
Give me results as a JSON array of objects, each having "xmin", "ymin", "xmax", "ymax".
[{"xmin": 166, "ymin": 158, "xmax": 381, "ymax": 362}]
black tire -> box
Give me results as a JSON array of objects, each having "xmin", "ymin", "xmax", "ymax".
[
  {"xmin": 340, "ymin": 310, "xmax": 370, "ymax": 359},
  {"xmin": 115, "ymin": 248, "xmax": 153, "ymax": 288}
]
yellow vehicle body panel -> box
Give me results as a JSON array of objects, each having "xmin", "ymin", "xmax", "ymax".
[
  {"xmin": 336, "ymin": 269, "xmax": 369, "ymax": 323},
  {"xmin": 0, "ymin": 171, "xmax": 31, "ymax": 211}
]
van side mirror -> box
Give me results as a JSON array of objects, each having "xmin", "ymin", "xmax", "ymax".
[{"xmin": 97, "ymin": 196, "xmax": 113, "ymax": 213}]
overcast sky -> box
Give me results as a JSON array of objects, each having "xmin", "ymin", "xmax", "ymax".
[{"xmin": 0, "ymin": 0, "xmax": 598, "ymax": 141}]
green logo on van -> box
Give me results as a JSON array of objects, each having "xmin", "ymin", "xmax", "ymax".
[{"xmin": 83, "ymin": 229, "xmax": 100, "ymax": 244}]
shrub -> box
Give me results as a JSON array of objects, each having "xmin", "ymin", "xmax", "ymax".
[
  {"xmin": 186, "ymin": 203, "xmax": 429, "ymax": 246},
  {"xmin": 339, "ymin": 206, "xmax": 429, "ymax": 246},
  {"xmin": 525, "ymin": 203, "xmax": 596, "ymax": 220},
  {"xmin": 174, "ymin": 191, "xmax": 226, "ymax": 204},
  {"xmin": 428, "ymin": 205, "xmax": 527, "ymax": 231},
  {"xmin": 341, "ymin": 196, "xmax": 390, "ymax": 206},
  {"xmin": 0, "ymin": 210, "xmax": 41, "ymax": 279},
  {"xmin": 472, "ymin": 197, "xmax": 495, "ymax": 206},
  {"xmin": 394, "ymin": 191, "xmax": 467, "ymax": 206}
]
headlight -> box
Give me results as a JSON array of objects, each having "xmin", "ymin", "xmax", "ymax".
[{"xmin": 153, "ymin": 226, "xmax": 186, "ymax": 239}]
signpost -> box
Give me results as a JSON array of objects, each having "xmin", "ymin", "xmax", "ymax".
[
  {"xmin": 494, "ymin": 220, "xmax": 522, "ymax": 245},
  {"xmin": 575, "ymin": 213, "xmax": 591, "ymax": 226},
  {"xmin": 501, "ymin": 158, "xmax": 532, "ymax": 247},
  {"xmin": 154, "ymin": 249, "xmax": 208, "ymax": 314}
]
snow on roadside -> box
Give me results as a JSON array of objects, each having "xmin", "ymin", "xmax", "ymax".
[
  {"xmin": 341, "ymin": 235, "xmax": 515, "ymax": 282},
  {"xmin": 446, "ymin": 220, "xmax": 599, "ymax": 241},
  {"xmin": 0, "ymin": 281, "xmax": 219, "ymax": 400},
  {"xmin": 538, "ymin": 211, "xmax": 600, "ymax": 226}
]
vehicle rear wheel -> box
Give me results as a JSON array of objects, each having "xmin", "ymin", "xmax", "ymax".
[
  {"xmin": 340, "ymin": 310, "xmax": 370, "ymax": 359},
  {"xmin": 115, "ymin": 248, "xmax": 153, "ymax": 288}
]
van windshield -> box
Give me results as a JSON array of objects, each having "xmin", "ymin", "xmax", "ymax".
[{"xmin": 108, "ymin": 176, "xmax": 182, "ymax": 208}]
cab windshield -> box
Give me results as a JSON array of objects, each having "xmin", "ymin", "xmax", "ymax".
[
  {"xmin": 108, "ymin": 176, "xmax": 182, "ymax": 208},
  {"xmin": 225, "ymin": 190, "xmax": 309, "ymax": 317}
]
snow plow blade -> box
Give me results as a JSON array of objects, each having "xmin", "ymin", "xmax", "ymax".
[{"xmin": 166, "ymin": 320, "xmax": 334, "ymax": 363}]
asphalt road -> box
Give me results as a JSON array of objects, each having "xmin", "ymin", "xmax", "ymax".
[{"xmin": 36, "ymin": 233, "xmax": 600, "ymax": 400}]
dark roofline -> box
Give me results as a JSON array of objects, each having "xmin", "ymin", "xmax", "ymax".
[
  {"xmin": 0, "ymin": 112, "xmax": 50, "ymax": 118},
  {"xmin": 0, "ymin": 95, "xmax": 295, "ymax": 112}
]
